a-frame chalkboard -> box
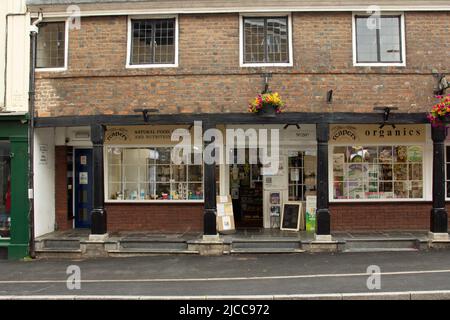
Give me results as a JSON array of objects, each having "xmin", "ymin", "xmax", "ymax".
[{"xmin": 280, "ymin": 202, "xmax": 302, "ymax": 231}]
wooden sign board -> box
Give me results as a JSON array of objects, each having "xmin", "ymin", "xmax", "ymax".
[{"xmin": 281, "ymin": 202, "xmax": 302, "ymax": 231}]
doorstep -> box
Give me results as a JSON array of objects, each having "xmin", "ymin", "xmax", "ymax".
[{"xmin": 33, "ymin": 229, "xmax": 450, "ymax": 258}]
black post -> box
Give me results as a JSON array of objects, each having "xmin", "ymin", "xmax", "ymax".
[
  {"xmin": 316, "ymin": 123, "xmax": 331, "ymax": 236},
  {"xmin": 90, "ymin": 124, "xmax": 107, "ymax": 235},
  {"xmin": 431, "ymin": 126, "xmax": 448, "ymax": 234},
  {"xmin": 203, "ymin": 122, "xmax": 217, "ymax": 235}
]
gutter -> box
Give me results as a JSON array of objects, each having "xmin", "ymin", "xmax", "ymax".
[{"xmin": 28, "ymin": 12, "xmax": 43, "ymax": 259}]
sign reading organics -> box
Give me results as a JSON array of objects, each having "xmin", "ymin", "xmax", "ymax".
[{"xmin": 330, "ymin": 124, "xmax": 426, "ymax": 144}]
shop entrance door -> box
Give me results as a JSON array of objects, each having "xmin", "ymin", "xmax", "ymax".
[
  {"xmin": 74, "ymin": 149, "xmax": 93, "ymax": 228},
  {"xmin": 229, "ymin": 148, "xmax": 263, "ymax": 229}
]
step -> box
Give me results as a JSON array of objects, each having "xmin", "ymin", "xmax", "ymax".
[
  {"xmin": 108, "ymin": 249, "xmax": 198, "ymax": 256},
  {"xmin": 42, "ymin": 239, "xmax": 81, "ymax": 250},
  {"xmin": 231, "ymin": 239, "xmax": 302, "ymax": 250},
  {"xmin": 344, "ymin": 248, "xmax": 419, "ymax": 253},
  {"xmin": 231, "ymin": 248, "xmax": 305, "ymax": 254},
  {"xmin": 343, "ymin": 238, "xmax": 421, "ymax": 252},
  {"xmin": 119, "ymin": 239, "xmax": 188, "ymax": 251},
  {"xmin": 35, "ymin": 249, "xmax": 82, "ymax": 259}
]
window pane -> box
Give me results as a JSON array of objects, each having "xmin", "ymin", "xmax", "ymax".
[
  {"xmin": 356, "ymin": 17, "xmax": 378, "ymax": 63},
  {"xmin": 379, "ymin": 17, "xmax": 401, "ymax": 62},
  {"xmin": 36, "ymin": 22, "xmax": 65, "ymax": 68},
  {"xmin": 244, "ymin": 18, "xmax": 266, "ymax": 63},
  {"xmin": 131, "ymin": 19, "xmax": 175, "ymax": 65},
  {"xmin": 154, "ymin": 19, "xmax": 175, "ymax": 64},
  {"xmin": 0, "ymin": 142, "xmax": 11, "ymax": 238},
  {"xmin": 266, "ymin": 18, "xmax": 289, "ymax": 63},
  {"xmin": 332, "ymin": 144, "xmax": 423, "ymax": 200},
  {"xmin": 106, "ymin": 146, "xmax": 204, "ymax": 201}
]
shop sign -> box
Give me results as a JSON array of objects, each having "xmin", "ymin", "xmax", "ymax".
[
  {"xmin": 105, "ymin": 125, "xmax": 191, "ymax": 145},
  {"xmin": 38, "ymin": 144, "xmax": 48, "ymax": 165},
  {"xmin": 330, "ymin": 124, "xmax": 426, "ymax": 144}
]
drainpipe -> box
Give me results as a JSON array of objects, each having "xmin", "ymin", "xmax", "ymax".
[{"xmin": 28, "ymin": 12, "xmax": 43, "ymax": 259}]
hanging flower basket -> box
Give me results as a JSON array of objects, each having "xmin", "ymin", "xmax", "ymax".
[
  {"xmin": 428, "ymin": 94, "xmax": 450, "ymax": 127},
  {"xmin": 248, "ymin": 92, "xmax": 286, "ymax": 116}
]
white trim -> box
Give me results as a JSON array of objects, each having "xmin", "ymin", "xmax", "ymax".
[
  {"xmin": 328, "ymin": 141, "xmax": 430, "ymax": 203},
  {"xmin": 352, "ymin": 12, "xmax": 406, "ymax": 67},
  {"xmin": 105, "ymin": 200, "xmax": 204, "ymax": 204},
  {"xmin": 35, "ymin": 18, "xmax": 69, "ymax": 72},
  {"xmin": 239, "ymin": 13, "xmax": 293, "ymax": 68},
  {"xmin": 125, "ymin": 15, "xmax": 179, "ymax": 69},
  {"xmin": 29, "ymin": 5, "xmax": 450, "ymax": 19}
]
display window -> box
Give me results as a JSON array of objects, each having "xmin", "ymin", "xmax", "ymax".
[
  {"xmin": 287, "ymin": 151, "xmax": 317, "ymax": 201},
  {"xmin": 331, "ymin": 145, "xmax": 424, "ymax": 200},
  {"xmin": 106, "ymin": 146, "xmax": 204, "ymax": 201},
  {"xmin": 0, "ymin": 141, "xmax": 11, "ymax": 238}
]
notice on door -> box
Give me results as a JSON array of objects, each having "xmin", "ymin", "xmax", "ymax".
[{"xmin": 79, "ymin": 172, "xmax": 88, "ymax": 185}]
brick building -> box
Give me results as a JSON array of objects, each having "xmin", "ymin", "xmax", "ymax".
[{"xmin": 27, "ymin": 0, "xmax": 450, "ymax": 244}]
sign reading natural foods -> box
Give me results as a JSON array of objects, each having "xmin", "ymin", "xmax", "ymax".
[
  {"xmin": 330, "ymin": 124, "xmax": 426, "ymax": 144},
  {"xmin": 105, "ymin": 125, "xmax": 191, "ymax": 145}
]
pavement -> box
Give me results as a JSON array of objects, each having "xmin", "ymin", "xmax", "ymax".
[{"xmin": 1, "ymin": 250, "xmax": 450, "ymax": 299}]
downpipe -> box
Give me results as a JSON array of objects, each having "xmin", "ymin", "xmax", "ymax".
[{"xmin": 28, "ymin": 12, "xmax": 43, "ymax": 259}]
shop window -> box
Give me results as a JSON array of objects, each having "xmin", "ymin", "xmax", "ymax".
[
  {"xmin": 288, "ymin": 151, "xmax": 317, "ymax": 201},
  {"xmin": 0, "ymin": 141, "xmax": 11, "ymax": 238},
  {"xmin": 353, "ymin": 14, "xmax": 405, "ymax": 66},
  {"xmin": 106, "ymin": 147, "xmax": 204, "ymax": 201},
  {"xmin": 241, "ymin": 16, "xmax": 291, "ymax": 66},
  {"xmin": 128, "ymin": 18, "xmax": 176, "ymax": 66},
  {"xmin": 36, "ymin": 22, "xmax": 66, "ymax": 69},
  {"xmin": 332, "ymin": 145, "xmax": 423, "ymax": 200}
]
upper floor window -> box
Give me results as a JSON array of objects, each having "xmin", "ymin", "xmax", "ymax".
[
  {"xmin": 353, "ymin": 13, "xmax": 405, "ymax": 66},
  {"xmin": 127, "ymin": 17, "xmax": 178, "ymax": 68},
  {"xmin": 36, "ymin": 21, "xmax": 67, "ymax": 70},
  {"xmin": 240, "ymin": 15, "xmax": 293, "ymax": 67}
]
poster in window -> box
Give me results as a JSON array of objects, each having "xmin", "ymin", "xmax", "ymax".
[
  {"xmin": 333, "ymin": 154, "xmax": 345, "ymax": 176},
  {"xmin": 407, "ymin": 146, "xmax": 423, "ymax": 162},
  {"xmin": 270, "ymin": 192, "xmax": 281, "ymax": 204}
]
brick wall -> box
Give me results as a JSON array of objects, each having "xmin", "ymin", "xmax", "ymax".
[
  {"xmin": 105, "ymin": 203, "xmax": 203, "ymax": 233},
  {"xmin": 54, "ymin": 146, "xmax": 72, "ymax": 230},
  {"xmin": 34, "ymin": 12, "xmax": 450, "ymax": 117},
  {"xmin": 330, "ymin": 202, "xmax": 450, "ymax": 231}
]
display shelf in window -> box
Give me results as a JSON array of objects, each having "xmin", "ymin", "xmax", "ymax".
[
  {"xmin": 106, "ymin": 146, "xmax": 204, "ymax": 202},
  {"xmin": 332, "ymin": 145, "xmax": 424, "ymax": 201}
]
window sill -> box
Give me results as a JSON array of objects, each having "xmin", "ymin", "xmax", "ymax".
[
  {"xmin": 126, "ymin": 64, "xmax": 178, "ymax": 69},
  {"xmin": 36, "ymin": 67, "xmax": 67, "ymax": 72},
  {"xmin": 240, "ymin": 62, "xmax": 293, "ymax": 68},
  {"xmin": 330, "ymin": 198, "xmax": 428, "ymax": 203},
  {"xmin": 353, "ymin": 62, "xmax": 406, "ymax": 67},
  {"xmin": 105, "ymin": 200, "xmax": 204, "ymax": 204}
]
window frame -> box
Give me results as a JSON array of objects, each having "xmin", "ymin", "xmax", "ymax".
[
  {"xmin": 126, "ymin": 15, "xmax": 179, "ymax": 69},
  {"xmin": 104, "ymin": 145, "xmax": 204, "ymax": 203},
  {"xmin": 328, "ymin": 142, "xmax": 430, "ymax": 203},
  {"xmin": 239, "ymin": 13, "xmax": 293, "ymax": 68},
  {"xmin": 35, "ymin": 19, "xmax": 69, "ymax": 72},
  {"xmin": 445, "ymin": 143, "xmax": 450, "ymax": 201},
  {"xmin": 352, "ymin": 12, "xmax": 406, "ymax": 67}
]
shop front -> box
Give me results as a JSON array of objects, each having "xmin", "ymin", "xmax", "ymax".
[
  {"xmin": 223, "ymin": 124, "xmax": 317, "ymax": 231},
  {"xmin": 101, "ymin": 123, "xmax": 318, "ymax": 233},
  {"xmin": 0, "ymin": 115, "xmax": 29, "ymax": 259},
  {"xmin": 328, "ymin": 124, "xmax": 432, "ymax": 231}
]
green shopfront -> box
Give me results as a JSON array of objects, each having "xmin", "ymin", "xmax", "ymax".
[{"xmin": 0, "ymin": 115, "xmax": 29, "ymax": 259}]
